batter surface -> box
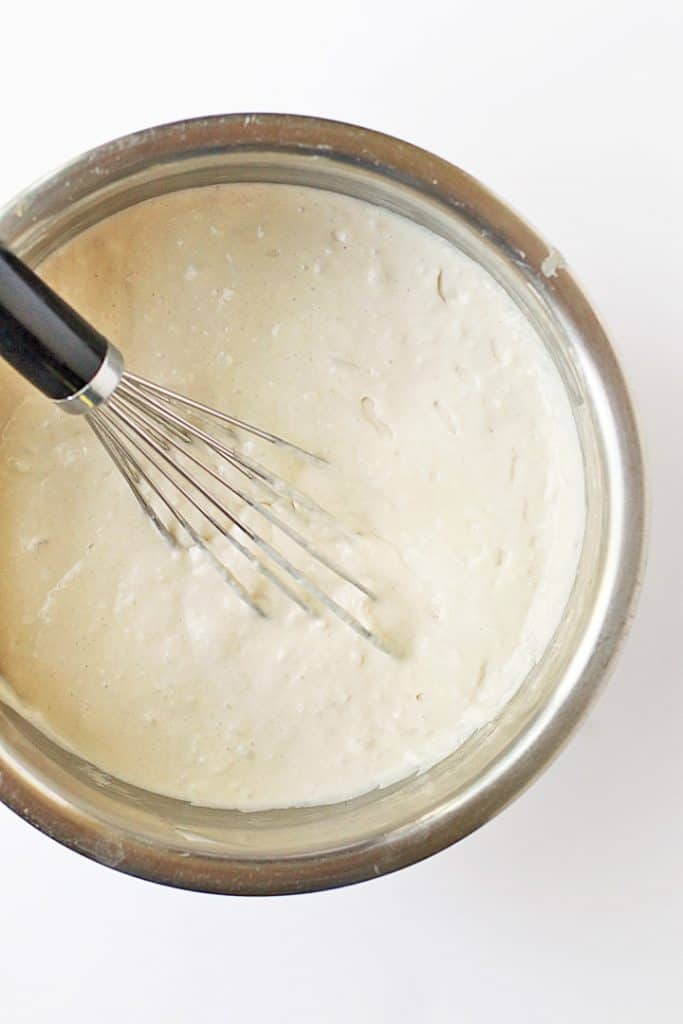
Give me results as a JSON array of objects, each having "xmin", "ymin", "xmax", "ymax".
[{"xmin": 0, "ymin": 184, "xmax": 585, "ymax": 809}]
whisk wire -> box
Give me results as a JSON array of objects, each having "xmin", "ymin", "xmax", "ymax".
[
  {"xmin": 123, "ymin": 371, "xmax": 319, "ymax": 458},
  {"xmin": 89, "ymin": 411, "xmax": 296, "ymax": 610},
  {"xmin": 89, "ymin": 417, "xmax": 177, "ymax": 547},
  {"xmin": 88, "ymin": 373, "xmax": 384, "ymax": 649},
  {"xmin": 93, "ymin": 404, "xmax": 318, "ymax": 616},
  {"xmin": 110, "ymin": 388, "xmax": 375, "ymax": 599},
  {"xmin": 120, "ymin": 376, "xmax": 336, "ymax": 520}
]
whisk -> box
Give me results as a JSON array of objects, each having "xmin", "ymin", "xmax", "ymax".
[{"xmin": 0, "ymin": 245, "xmax": 382, "ymax": 648}]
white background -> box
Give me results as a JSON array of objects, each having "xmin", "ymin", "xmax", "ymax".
[{"xmin": 1, "ymin": 2, "xmax": 681, "ymax": 1020}]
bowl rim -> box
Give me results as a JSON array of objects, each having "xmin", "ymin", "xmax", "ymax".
[{"xmin": 0, "ymin": 113, "xmax": 648, "ymax": 894}]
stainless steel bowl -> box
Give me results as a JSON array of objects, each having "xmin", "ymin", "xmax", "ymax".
[{"xmin": 0, "ymin": 114, "xmax": 646, "ymax": 894}]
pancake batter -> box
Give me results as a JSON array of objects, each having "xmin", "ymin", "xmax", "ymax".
[{"xmin": 0, "ymin": 184, "xmax": 585, "ymax": 809}]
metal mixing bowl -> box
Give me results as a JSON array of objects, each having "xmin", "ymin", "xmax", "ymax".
[{"xmin": 0, "ymin": 114, "xmax": 646, "ymax": 894}]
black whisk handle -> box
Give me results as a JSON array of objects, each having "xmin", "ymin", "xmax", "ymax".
[{"xmin": 0, "ymin": 245, "xmax": 122, "ymax": 411}]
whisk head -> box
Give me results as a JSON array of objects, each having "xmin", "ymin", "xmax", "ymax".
[{"xmin": 87, "ymin": 371, "xmax": 384, "ymax": 650}]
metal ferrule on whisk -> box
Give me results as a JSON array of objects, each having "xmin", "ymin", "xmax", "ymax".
[{"xmin": 55, "ymin": 343, "xmax": 125, "ymax": 414}]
